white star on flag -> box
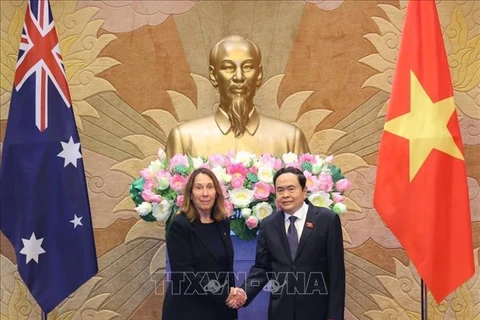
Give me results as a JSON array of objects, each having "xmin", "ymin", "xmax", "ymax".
[
  {"xmin": 57, "ymin": 136, "xmax": 82, "ymax": 167},
  {"xmin": 70, "ymin": 214, "xmax": 83, "ymax": 229},
  {"xmin": 20, "ymin": 233, "xmax": 46, "ymax": 264}
]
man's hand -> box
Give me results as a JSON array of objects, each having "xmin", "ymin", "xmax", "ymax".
[{"xmin": 225, "ymin": 287, "xmax": 246, "ymax": 309}]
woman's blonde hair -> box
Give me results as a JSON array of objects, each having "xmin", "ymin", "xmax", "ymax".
[{"xmin": 178, "ymin": 168, "xmax": 228, "ymax": 222}]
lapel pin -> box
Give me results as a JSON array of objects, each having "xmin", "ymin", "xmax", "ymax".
[{"xmin": 306, "ymin": 222, "xmax": 314, "ymax": 229}]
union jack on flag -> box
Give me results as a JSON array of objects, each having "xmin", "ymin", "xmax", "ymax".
[
  {"xmin": 0, "ymin": 0, "xmax": 97, "ymax": 314},
  {"xmin": 14, "ymin": 0, "xmax": 71, "ymax": 132}
]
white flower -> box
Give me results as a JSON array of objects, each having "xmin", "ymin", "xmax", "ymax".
[
  {"xmin": 241, "ymin": 208, "xmax": 252, "ymax": 218},
  {"xmin": 257, "ymin": 165, "xmax": 274, "ymax": 184},
  {"xmin": 253, "ymin": 202, "xmax": 273, "ymax": 220},
  {"xmin": 211, "ymin": 166, "xmax": 227, "ymax": 182},
  {"xmin": 192, "ymin": 157, "xmax": 204, "ymax": 169},
  {"xmin": 158, "ymin": 177, "xmax": 170, "ymax": 190},
  {"xmin": 229, "ymin": 188, "xmax": 255, "ymax": 208},
  {"xmin": 282, "ymin": 152, "xmax": 298, "ymax": 164},
  {"xmin": 223, "ymin": 174, "xmax": 232, "ymax": 183},
  {"xmin": 148, "ymin": 159, "xmax": 164, "ymax": 174},
  {"xmin": 157, "ymin": 148, "xmax": 167, "ymax": 161},
  {"xmin": 332, "ymin": 202, "xmax": 347, "ymax": 214},
  {"xmin": 152, "ymin": 199, "xmax": 173, "ymax": 221},
  {"xmin": 235, "ymin": 151, "xmax": 256, "ymax": 167},
  {"xmin": 311, "ymin": 156, "xmax": 324, "ymax": 174},
  {"xmin": 135, "ymin": 202, "xmax": 152, "ymax": 216},
  {"xmin": 253, "ymin": 160, "xmax": 263, "ymax": 168},
  {"xmin": 308, "ymin": 191, "xmax": 333, "ymax": 208},
  {"xmin": 312, "ymin": 163, "xmax": 323, "ymax": 174}
]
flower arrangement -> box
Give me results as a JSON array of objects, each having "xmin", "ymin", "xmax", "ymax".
[{"xmin": 130, "ymin": 149, "xmax": 351, "ymax": 240}]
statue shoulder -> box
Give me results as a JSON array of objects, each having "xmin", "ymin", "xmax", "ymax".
[
  {"xmin": 173, "ymin": 115, "xmax": 217, "ymax": 134},
  {"xmin": 258, "ymin": 114, "xmax": 301, "ymax": 131},
  {"xmin": 257, "ymin": 113, "xmax": 310, "ymax": 153}
]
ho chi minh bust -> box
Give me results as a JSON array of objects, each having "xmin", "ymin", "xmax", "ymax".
[{"xmin": 165, "ymin": 35, "xmax": 310, "ymax": 158}]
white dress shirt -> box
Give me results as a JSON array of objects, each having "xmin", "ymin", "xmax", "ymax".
[{"xmin": 284, "ymin": 202, "xmax": 308, "ymax": 241}]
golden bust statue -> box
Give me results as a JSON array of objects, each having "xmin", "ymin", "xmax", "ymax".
[{"xmin": 165, "ymin": 35, "xmax": 310, "ymax": 158}]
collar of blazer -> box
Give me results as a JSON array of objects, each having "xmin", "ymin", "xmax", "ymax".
[
  {"xmin": 274, "ymin": 204, "xmax": 322, "ymax": 262},
  {"xmin": 191, "ymin": 219, "xmax": 234, "ymax": 264}
]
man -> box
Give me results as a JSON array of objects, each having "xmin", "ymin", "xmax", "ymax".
[
  {"xmin": 165, "ymin": 35, "xmax": 309, "ymax": 158},
  {"xmin": 229, "ymin": 167, "xmax": 345, "ymax": 320}
]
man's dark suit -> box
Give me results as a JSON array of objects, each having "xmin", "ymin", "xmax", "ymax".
[{"xmin": 243, "ymin": 204, "xmax": 345, "ymax": 320}]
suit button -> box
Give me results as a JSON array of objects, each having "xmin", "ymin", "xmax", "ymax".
[{"xmin": 292, "ymin": 265, "xmax": 296, "ymax": 270}]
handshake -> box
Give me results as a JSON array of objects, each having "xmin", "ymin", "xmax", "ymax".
[{"xmin": 226, "ymin": 287, "xmax": 247, "ymax": 309}]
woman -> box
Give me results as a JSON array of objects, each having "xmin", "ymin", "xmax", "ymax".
[{"xmin": 162, "ymin": 168, "xmax": 238, "ymax": 320}]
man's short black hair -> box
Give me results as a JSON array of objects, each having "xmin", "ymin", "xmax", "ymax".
[{"xmin": 273, "ymin": 167, "xmax": 306, "ymax": 189}]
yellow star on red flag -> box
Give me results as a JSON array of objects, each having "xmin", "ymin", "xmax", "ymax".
[{"xmin": 384, "ymin": 70, "xmax": 464, "ymax": 181}]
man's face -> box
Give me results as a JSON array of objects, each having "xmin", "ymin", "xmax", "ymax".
[
  {"xmin": 275, "ymin": 173, "xmax": 307, "ymax": 215},
  {"xmin": 211, "ymin": 40, "xmax": 262, "ymax": 106}
]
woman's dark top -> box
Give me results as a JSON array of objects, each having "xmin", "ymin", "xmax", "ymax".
[{"xmin": 196, "ymin": 221, "xmax": 230, "ymax": 272}]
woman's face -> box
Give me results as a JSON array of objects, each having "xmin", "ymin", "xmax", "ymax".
[{"xmin": 191, "ymin": 173, "xmax": 217, "ymax": 213}]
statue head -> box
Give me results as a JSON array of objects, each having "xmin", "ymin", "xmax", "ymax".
[{"xmin": 209, "ymin": 35, "xmax": 264, "ymax": 137}]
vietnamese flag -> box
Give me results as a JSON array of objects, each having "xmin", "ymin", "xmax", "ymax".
[{"xmin": 373, "ymin": 0, "xmax": 474, "ymax": 303}]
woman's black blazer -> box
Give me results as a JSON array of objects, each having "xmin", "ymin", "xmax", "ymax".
[{"xmin": 162, "ymin": 214, "xmax": 237, "ymax": 320}]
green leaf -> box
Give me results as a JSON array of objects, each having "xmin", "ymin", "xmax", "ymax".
[
  {"xmin": 141, "ymin": 212, "xmax": 157, "ymax": 222},
  {"xmin": 329, "ymin": 164, "xmax": 344, "ymax": 182},
  {"xmin": 130, "ymin": 177, "xmax": 145, "ymax": 205},
  {"xmin": 230, "ymin": 218, "xmax": 258, "ymax": 240}
]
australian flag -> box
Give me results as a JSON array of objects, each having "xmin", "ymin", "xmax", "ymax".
[{"xmin": 0, "ymin": 0, "xmax": 98, "ymax": 314}]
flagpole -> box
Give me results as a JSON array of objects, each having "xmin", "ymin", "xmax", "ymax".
[
  {"xmin": 421, "ymin": 279, "xmax": 427, "ymax": 320},
  {"xmin": 42, "ymin": 311, "xmax": 47, "ymax": 320}
]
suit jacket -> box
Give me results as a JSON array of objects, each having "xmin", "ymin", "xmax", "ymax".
[
  {"xmin": 243, "ymin": 204, "xmax": 345, "ymax": 320},
  {"xmin": 162, "ymin": 214, "xmax": 237, "ymax": 320}
]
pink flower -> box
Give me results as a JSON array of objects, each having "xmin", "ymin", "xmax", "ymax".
[
  {"xmin": 318, "ymin": 172, "xmax": 334, "ymax": 192},
  {"xmin": 253, "ymin": 181, "xmax": 271, "ymax": 200},
  {"xmin": 224, "ymin": 200, "xmax": 233, "ymax": 216},
  {"xmin": 227, "ymin": 163, "xmax": 248, "ymax": 178},
  {"xmin": 258, "ymin": 154, "xmax": 282, "ymax": 170},
  {"xmin": 142, "ymin": 189, "xmax": 162, "ymax": 203},
  {"xmin": 335, "ymin": 179, "xmax": 351, "ymax": 192},
  {"xmin": 156, "ymin": 170, "xmax": 171, "ymax": 180},
  {"xmin": 332, "ymin": 192, "xmax": 344, "ymax": 203},
  {"xmin": 170, "ymin": 174, "xmax": 187, "ymax": 192},
  {"xmin": 273, "ymin": 159, "xmax": 283, "ymax": 171},
  {"xmin": 259, "ymin": 154, "xmax": 276, "ymax": 167},
  {"xmin": 208, "ymin": 154, "xmax": 227, "ymax": 167},
  {"xmin": 231, "ymin": 176, "xmax": 245, "ymax": 189},
  {"xmin": 286, "ymin": 161, "xmax": 301, "ymax": 170},
  {"xmin": 249, "ymin": 166, "xmax": 258, "ymax": 174},
  {"xmin": 304, "ymin": 171, "xmax": 320, "ymax": 193},
  {"xmin": 144, "ymin": 180, "xmax": 158, "ymax": 190},
  {"xmin": 299, "ymin": 153, "xmax": 316, "ymax": 164},
  {"xmin": 199, "ymin": 163, "xmax": 211, "ymax": 169},
  {"xmin": 221, "ymin": 184, "xmax": 229, "ymax": 199},
  {"xmin": 324, "ymin": 155, "xmax": 334, "ymax": 163},
  {"xmin": 245, "ymin": 216, "xmax": 259, "ymax": 229},
  {"xmin": 140, "ymin": 168, "xmax": 154, "ymax": 181},
  {"xmin": 176, "ymin": 195, "xmax": 184, "ymax": 207},
  {"xmin": 169, "ymin": 154, "xmax": 189, "ymax": 171}
]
